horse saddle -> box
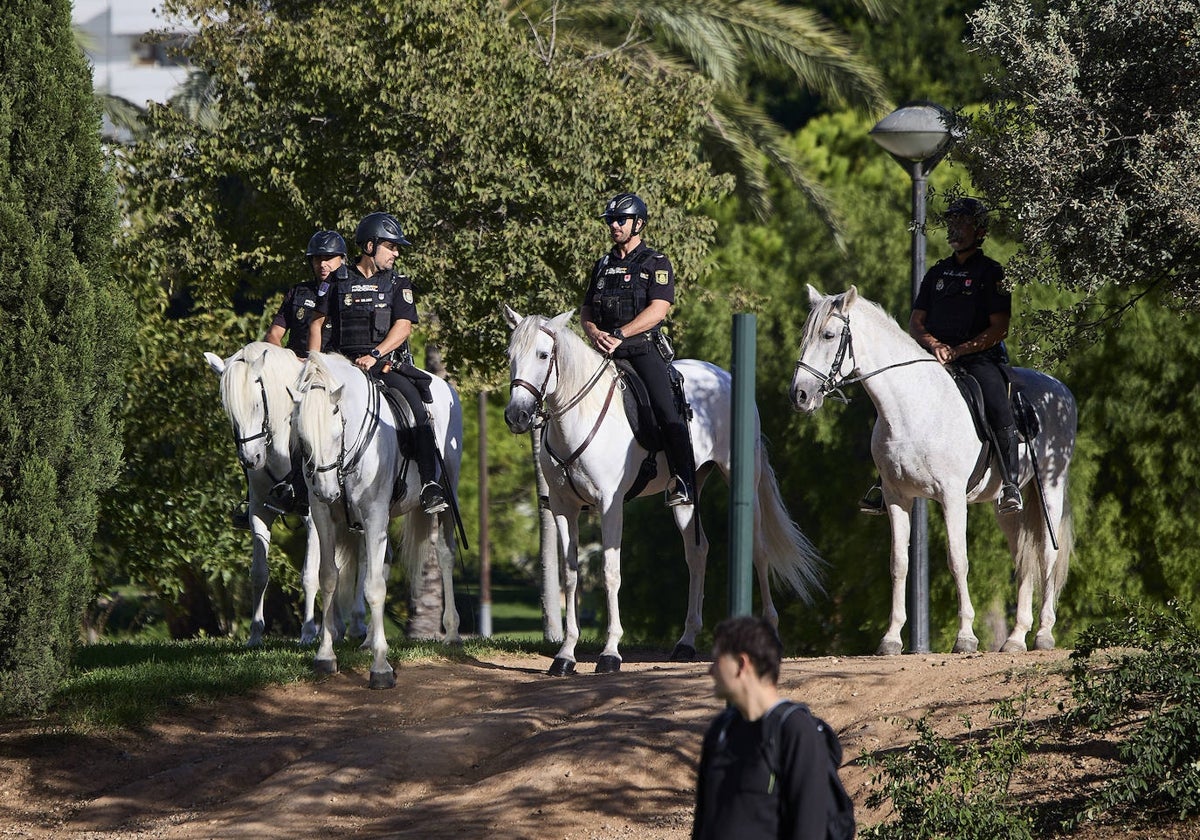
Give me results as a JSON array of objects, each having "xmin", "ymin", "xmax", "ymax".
[
  {"xmin": 377, "ymin": 382, "xmax": 417, "ymax": 459},
  {"xmin": 948, "ymin": 365, "xmax": 1041, "ymax": 444},
  {"xmin": 611, "ymin": 359, "xmax": 693, "ymax": 501}
]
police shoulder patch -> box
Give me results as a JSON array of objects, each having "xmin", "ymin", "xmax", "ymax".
[
  {"xmin": 655, "ymin": 270, "xmax": 669, "ymax": 285},
  {"xmin": 403, "ymin": 288, "xmax": 414, "ymax": 304}
]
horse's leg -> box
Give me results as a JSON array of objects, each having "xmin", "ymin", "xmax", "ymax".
[
  {"xmin": 1003, "ymin": 474, "xmax": 1072, "ymax": 652},
  {"xmin": 299, "ymin": 514, "xmax": 320, "ymax": 646},
  {"xmin": 879, "ymin": 494, "xmax": 913, "ymax": 656},
  {"xmin": 669, "ymin": 484, "xmax": 709, "ymax": 662},
  {"xmin": 548, "ymin": 509, "xmax": 581, "ymax": 676},
  {"xmin": 362, "ymin": 513, "xmax": 396, "ymax": 689},
  {"xmin": 311, "ymin": 505, "xmax": 340, "ymax": 675},
  {"xmin": 942, "ymin": 497, "xmax": 979, "ymax": 653},
  {"xmin": 995, "ymin": 510, "xmax": 1030, "ymax": 652},
  {"xmin": 436, "ymin": 514, "xmax": 462, "ymax": 643},
  {"xmin": 594, "ymin": 501, "xmax": 625, "ymax": 674},
  {"xmin": 245, "ymin": 487, "xmax": 276, "ymax": 648},
  {"xmin": 347, "ymin": 540, "xmax": 374, "ymax": 644}
]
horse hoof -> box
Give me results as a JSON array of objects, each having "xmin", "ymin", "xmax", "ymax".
[
  {"xmin": 1000, "ymin": 639, "xmax": 1028, "ymax": 653},
  {"xmin": 875, "ymin": 640, "xmax": 903, "ymax": 656},
  {"xmin": 298, "ymin": 625, "xmax": 318, "ymax": 646},
  {"xmin": 547, "ymin": 658, "xmax": 576, "ymax": 677},
  {"xmin": 1034, "ymin": 634, "xmax": 1056, "ymax": 651},
  {"xmin": 595, "ymin": 655, "xmax": 622, "ymax": 674},
  {"xmin": 313, "ymin": 658, "xmax": 338, "ymax": 675},
  {"xmin": 953, "ymin": 637, "xmax": 979, "ymax": 654},
  {"xmin": 669, "ymin": 644, "xmax": 696, "ymax": 662},
  {"xmin": 369, "ymin": 669, "xmax": 396, "ymax": 690}
]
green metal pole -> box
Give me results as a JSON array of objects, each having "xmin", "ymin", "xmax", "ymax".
[{"xmin": 728, "ymin": 313, "xmax": 757, "ymax": 616}]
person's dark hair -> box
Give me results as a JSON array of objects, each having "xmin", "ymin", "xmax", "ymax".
[{"xmin": 712, "ymin": 616, "xmax": 783, "ymax": 684}]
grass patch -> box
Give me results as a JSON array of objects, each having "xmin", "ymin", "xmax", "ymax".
[{"xmin": 49, "ymin": 631, "xmax": 624, "ymax": 732}]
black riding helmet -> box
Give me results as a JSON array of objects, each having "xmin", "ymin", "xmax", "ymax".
[
  {"xmin": 943, "ymin": 197, "xmax": 989, "ymax": 233},
  {"xmin": 305, "ymin": 230, "xmax": 348, "ymax": 258},
  {"xmin": 355, "ymin": 212, "xmax": 411, "ymax": 249},
  {"xmin": 599, "ymin": 193, "xmax": 648, "ymax": 234}
]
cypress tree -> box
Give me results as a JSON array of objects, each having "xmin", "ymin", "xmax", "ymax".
[{"xmin": 0, "ymin": 0, "xmax": 131, "ymax": 715}]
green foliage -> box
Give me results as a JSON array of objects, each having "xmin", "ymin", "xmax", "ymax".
[
  {"xmin": 0, "ymin": 0, "xmax": 132, "ymax": 716},
  {"xmin": 126, "ymin": 0, "xmax": 728, "ymax": 386},
  {"xmin": 861, "ymin": 697, "xmax": 1037, "ymax": 839},
  {"xmin": 1064, "ymin": 600, "xmax": 1200, "ymax": 826},
  {"xmin": 94, "ymin": 298, "xmax": 277, "ymax": 638},
  {"xmin": 507, "ymin": 0, "xmax": 890, "ymax": 222},
  {"xmin": 965, "ymin": 0, "xmax": 1200, "ymax": 350}
]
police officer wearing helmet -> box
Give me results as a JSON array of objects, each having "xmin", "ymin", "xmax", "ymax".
[
  {"xmin": 231, "ymin": 230, "xmax": 347, "ymax": 529},
  {"xmin": 264, "ymin": 230, "xmax": 344, "ymax": 357},
  {"xmin": 310, "ymin": 211, "xmax": 447, "ymax": 515},
  {"xmin": 580, "ymin": 192, "xmax": 696, "ymax": 507}
]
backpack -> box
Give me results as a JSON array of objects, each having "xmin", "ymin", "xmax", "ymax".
[{"xmin": 762, "ymin": 700, "xmax": 857, "ymax": 840}]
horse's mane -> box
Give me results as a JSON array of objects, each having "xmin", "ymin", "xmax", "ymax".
[
  {"xmin": 803, "ymin": 291, "xmax": 917, "ymax": 356},
  {"xmin": 510, "ymin": 313, "xmax": 616, "ymax": 413},
  {"xmin": 220, "ymin": 341, "xmax": 301, "ymax": 436},
  {"xmin": 294, "ymin": 352, "xmax": 339, "ymax": 457}
]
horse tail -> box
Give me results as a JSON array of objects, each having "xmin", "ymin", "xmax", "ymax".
[
  {"xmin": 400, "ymin": 509, "xmax": 438, "ymax": 598},
  {"xmin": 1015, "ymin": 480, "xmax": 1073, "ymax": 601},
  {"xmin": 755, "ymin": 442, "xmax": 826, "ymax": 604}
]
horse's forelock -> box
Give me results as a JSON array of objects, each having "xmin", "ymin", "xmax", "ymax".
[
  {"xmin": 295, "ymin": 355, "xmax": 338, "ymax": 460},
  {"xmin": 508, "ymin": 315, "xmax": 546, "ymax": 362},
  {"xmin": 800, "ymin": 293, "xmax": 838, "ymax": 352},
  {"xmin": 220, "ymin": 350, "xmax": 258, "ymax": 432}
]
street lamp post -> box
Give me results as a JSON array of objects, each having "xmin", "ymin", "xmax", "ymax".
[{"xmin": 869, "ymin": 101, "xmax": 957, "ymax": 654}]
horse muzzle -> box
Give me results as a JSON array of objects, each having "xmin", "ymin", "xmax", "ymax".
[{"xmin": 504, "ymin": 405, "xmax": 533, "ymax": 434}]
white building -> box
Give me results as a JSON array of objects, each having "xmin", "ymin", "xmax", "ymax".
[{"xmin": 72, "ymin": 0, "xmax": 192, "ymax": 107}]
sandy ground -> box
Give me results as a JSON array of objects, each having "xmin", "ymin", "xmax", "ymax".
[{"xmin": 1, "ymin": 648, "xmax": 1196, "ymax": 839}]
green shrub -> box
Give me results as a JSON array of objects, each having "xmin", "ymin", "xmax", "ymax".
[
  {"xmin": 1064, "ymin": 599, "xmax": 1200, "ymax": 826},
  {"xmin": 861, "ymin": 695, "xmax": 1037, "ymax": 840}
]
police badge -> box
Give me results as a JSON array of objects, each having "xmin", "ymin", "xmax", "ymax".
[
  {"xmin": 403, "ymin": 289, "xmax": 414, "ymax": 304},
  {"xmin": 655, "ymin": 270, "xmax": 669, "ymax": 285}
]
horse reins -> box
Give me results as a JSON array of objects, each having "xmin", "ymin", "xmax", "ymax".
[{"xmin": 794, "ymin": 309, "xmax": 937, "ymax": 403}]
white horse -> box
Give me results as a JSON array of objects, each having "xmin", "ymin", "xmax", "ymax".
[
  {"xmin": 790, "ymin": 286, "xmax": 1076, "ymax": 655},
  {"xmin": 206, "ymin": 341, "xmax": 366, "ymax": 646},
  {"xmin": 504, "ymin": 306, "xmax": 824, "ymax": 676},
  {"xmin": 293, "ymin": 351, "xmax": 464, "ymax": 689}
]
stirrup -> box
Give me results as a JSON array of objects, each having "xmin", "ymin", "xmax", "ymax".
[
  {"xmin": 230, "ymin": 500, "xmax": 251, "ymax": 531},
  {"xmin": 666, "ymin": 475, "xmax": 693, "ymax": 508},
  {"xmin": 420, "ymin": 481, "xmax": 448, "ymax": 515},
  {"xmin": 998, "ymin": 484, "xmax": 1023, "ymax": 514},
  {"xmin": 858, "ymin": 483, "xmax": 885, "ymax": 516}
]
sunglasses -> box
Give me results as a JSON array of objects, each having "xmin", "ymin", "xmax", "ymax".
[{"xmin": 604, "ymin": 214, "xmax": 635, "ymax": 226}]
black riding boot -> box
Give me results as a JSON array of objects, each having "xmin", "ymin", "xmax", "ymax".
[
  {"xmin": 662, "ymin": 422, "xmax": 696, "ymax": 507},
  {"xmin": 413, "ymin": 422, "xmax": 447, "ymax": 515},
  {"xmin": 996, "ymin": 424, "xmax": 1023, "ymax": 514}
]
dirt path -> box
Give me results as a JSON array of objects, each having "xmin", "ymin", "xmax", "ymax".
[{"xmin": 0, "ymin": 649, "xmax": 1194, "ymax": 839}]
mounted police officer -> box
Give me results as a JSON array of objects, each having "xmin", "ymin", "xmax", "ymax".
[
  {"xmin": 264, "ymin": 230, "xmax": 343, "ymax": 357},
  {"xmin": 860, "ymin": 197, "xmax": 1022, "ymax": 515},
  {"xmin": 580, "ymin": 192, "xmax": 696, "ymax": 507},
  {"xmin": 310, "ymin": 211, "xmax": 447, "ymax": 516},
  {"xmin": 231, "ymin": 230, "xmax": 345, "ymax": 529}
]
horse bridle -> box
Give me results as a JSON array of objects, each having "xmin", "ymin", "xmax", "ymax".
[
  {"xmin": 229, "ymin": 359, "xmax": 274, "ymax": 450},
  {"xmin": 794, "ymin": 308, "xmax": 937, "ymax": 403},
  {"xmin": 301, "ymin": 375, "xmax": 382, "ymax": 482},
  {"xmin": 509, "ymin": 324, "xmax": 614, "ymax": 423}
]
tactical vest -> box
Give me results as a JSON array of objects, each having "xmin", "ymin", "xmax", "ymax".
[
  {"xmin": 334, "ymin": 272, "xmax": 404, "ymax": 358},
  {"xmin": 589, "ymin": 248, "xmax": 660, "ymax": 333},
  {"xmin": 284, "ymin": 283, "xmax": 329, "ymax": 355}
]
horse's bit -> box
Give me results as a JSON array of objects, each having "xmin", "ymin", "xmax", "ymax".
[{"xmin": 793, "ymin": 309, "xmax": 937, "ymax": 403}]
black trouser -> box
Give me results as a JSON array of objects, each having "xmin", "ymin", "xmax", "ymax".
[
  {"xmin": 956, "ymin": 353, "xmax": 1018, "ymax": 487},
  {"xmin": 622, "ymin": 344, "xmax": 695, "ymax": 487},
  {"xmin": 373, "ymin": 365, "xmax": 438, "ymax": 486}
]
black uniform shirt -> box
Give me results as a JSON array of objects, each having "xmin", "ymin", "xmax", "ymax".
[
  {"xmin": 912, "ymin": 249, "xmax": 1009, "ymax": 347},
  {"xmin": 581, "ymin": 241, "xmax": 675, "ymax": 331},
  {"xmin": 270, "ymin": 280, "xmax": 329, "ymax": 355},
  {"xmin": 315, "ymin": 265, "xmax": 419, "ymax": 358}
]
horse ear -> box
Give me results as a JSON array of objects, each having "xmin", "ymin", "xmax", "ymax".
[
  {"xmin": 204, "ymin": 352, "xmax": 226, "ymax": 375},
  {"xmin": 548, "ymin": 310, "xmax": 574, "ymax": 332},
  {"xmin": 806, "ymin": 285, "xmax": 823, "ymax": 307},
  {"xmin": 249, "ymin": 348, "xmax": 268, "ymax": 377},
  {"xmin": 845, "ymin": 285, "xmax": 859, "ymax": 308},
  {"xmin": 503, "ymin": 304, "xmax": 523, "ymax": 329}
]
